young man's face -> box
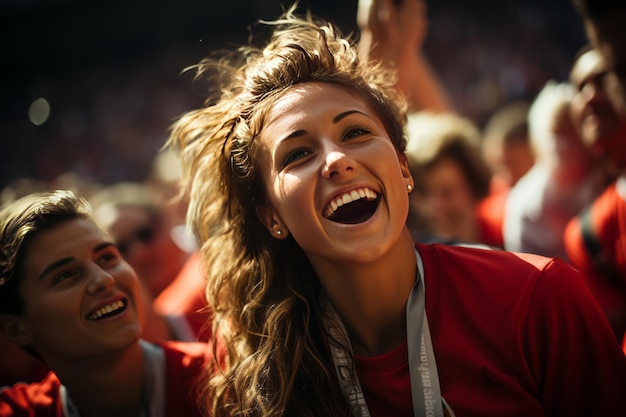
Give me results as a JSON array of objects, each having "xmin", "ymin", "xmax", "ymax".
[{"xmin": 14, "ymin": 218, "xmax": 143, "ymax": 361}]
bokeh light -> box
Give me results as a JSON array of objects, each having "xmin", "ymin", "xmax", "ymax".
[{"xmin": 28, "ymin": 97, "xmax": 51, "ymax": 126}]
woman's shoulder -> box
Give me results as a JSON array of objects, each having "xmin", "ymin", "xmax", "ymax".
[
  {"xmin": 417, "ymin": 242, "xmax": 583, "ymax": 301},
  {"xmin": 418, "ymin": 242, "xmax": 557, "ymax": 272}
]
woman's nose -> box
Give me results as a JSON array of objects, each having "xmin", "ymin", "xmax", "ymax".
[{"xmin": 321, "ymin": 150, "xmax": 355, "ymax": 179}]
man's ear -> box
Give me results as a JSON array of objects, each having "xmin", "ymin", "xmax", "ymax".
[
  {"xmin": 256, "ymin": 205, "xmax": 289, "ymax": 239},
  {"xmin": 0, "ymin": 314, "xmax": 32, "ymax": 346}
]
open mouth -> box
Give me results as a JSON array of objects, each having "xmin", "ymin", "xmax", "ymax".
[
  {"xmin": 87, "ymin": 299, "xmax": 127, "ymax": 321},
  {"xmin": 324, "ymin": 187, "xmax": 380, "ymax": 224}
]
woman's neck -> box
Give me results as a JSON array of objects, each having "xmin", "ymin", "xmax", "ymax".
[
  {"xmin": 316, "ymin": 228, "xmax": 417, "ymax": 356},
  {"xmin": 48, "ymin": 342, "xmax": 146, "ymax": 417}
]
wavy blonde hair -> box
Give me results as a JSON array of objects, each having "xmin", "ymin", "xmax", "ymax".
[{"xmin": 167, "ymin": 5, "xmax": 407, "ymax": 416}]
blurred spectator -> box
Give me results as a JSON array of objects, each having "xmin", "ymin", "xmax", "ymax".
[
  {"xmin": 563, "ymin": 44, "xmax": 626, "ymax": 341},
  {"xmin": 404, "ymin": 111, "xmax": 492, "ymax": 244},
  {"xmin": 503, "ymin": 80, "xmax": 606, "ymax": 260},
  {"xmin": 476, "ymin": 101, "xmax": 536, "ymax": 248},
  {"xmin": 572, "ymin": 0, "xmax": 626, "ymax": 356},
  {"xmin": 572, "ymin": 0, "xmax": 626, "ymax": 116},
  {"xmin": 90, "ymin": 181, "xmax": 209, "ymax": 342},
  {"xmin": 568, "ymin": 45, "xmax": 621, "ymax": 181},
  {"xmin": 481, "ymin": 101, "xmax": 535, "ymax": 191},
  {"xmin": 357, "ymin": 0, "xmax": 453, "ymax": 112},
  {"xmin": 90, "ymin": 182, "xmax": 191, "ymax": 297}
]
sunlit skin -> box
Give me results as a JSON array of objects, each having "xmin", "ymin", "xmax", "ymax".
[
  {"xmin": 256, "ymin": 82, "xmax": 417, "ymax": 355},
  {"xmin": 570, "ymin": 49, "xmax": 622, "ymax": 155},
  {"xmin": 16, "ymin": 218, "xmax": 144, "ymax": 363}
]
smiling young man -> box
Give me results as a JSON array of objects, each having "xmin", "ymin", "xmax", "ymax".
[{"xmin": 0, "ymin": 190, "xmax": 207, "ymax": 417}]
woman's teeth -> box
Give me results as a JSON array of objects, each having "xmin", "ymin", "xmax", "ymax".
[{"xmin": 324, "ymin": 187, "xmax": 378, "ymax": 218}]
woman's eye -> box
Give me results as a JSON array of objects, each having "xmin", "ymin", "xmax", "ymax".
[
  {"xmin": 282, "ymin": 148, "xmax": 311, "ymax": 167},
  {"xmin": 344, "ymin": 126, "xmax": 371, "ymax": 140}
]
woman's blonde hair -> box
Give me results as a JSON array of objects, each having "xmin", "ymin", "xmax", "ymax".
[{"xmin": 168, "ymin": 5, "xmax": 407, "ymax": 416}]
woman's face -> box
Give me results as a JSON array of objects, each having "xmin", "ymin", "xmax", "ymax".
[
  {"xmin": 255, "ymin": 83, "xmax": 413, "ymax": 267},
  {"xmin": 13, "ymin": 218, "xmax": 143, "ymax": 361}
]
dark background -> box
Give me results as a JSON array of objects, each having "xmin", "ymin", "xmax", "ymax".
[{"xmin": 0, "ymin": 0, "xmax": 587, "ymax": 191}]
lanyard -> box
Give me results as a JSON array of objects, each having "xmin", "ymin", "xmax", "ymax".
[{"xmin": 324, "ymin": 249, "xmax": 447, "ymax": 417}]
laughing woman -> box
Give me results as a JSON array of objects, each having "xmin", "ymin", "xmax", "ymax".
[
  {"xmin": 168, "ymin": 6, "xmax": 626, "ymax": 417},
  {"xmin": 0, "ymin": 190, "xmax": 207, "ymax": 417}
]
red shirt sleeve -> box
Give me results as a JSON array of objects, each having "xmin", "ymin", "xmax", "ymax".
[
  {"xmin": 0, "ymin": 372, "xmax": 63, "ymax": 417},
  {"xmin": 521, "ymin": 257, "xmax": 626, "ymax": 416},
  {"xmin": 161, "ymin": 341, "xmax": 210, "ymax": 417},
  {"xmin": 563, "ymin": 183, "xmax": 626, "ymax": 338},
  {"xmin": 420, "ymin": 244, "xmax": 626, "ymax": 417}
]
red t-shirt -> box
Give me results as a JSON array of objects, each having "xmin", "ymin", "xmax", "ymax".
[
  {"xmin": 475, "ymin": 186, "xmax": 508, "ymax": 248},
  {"xmin": 153, "ymin": 252, "xmax": 213, "ymax": 342},
  {"xmin": 355, "ymin": 340, "xmax": 412, "ymax": 416},
  {"xmin": 354, "ymin": 243, "xmax": 626, "ymax": 417},
  {"xmin": 0, "ymin": 341, "xmax": 208, "ymax": 417}
]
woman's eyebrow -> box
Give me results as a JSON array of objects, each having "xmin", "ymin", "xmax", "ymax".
[
  {"xmin": 276, "ymin": 109, "xmax": 372, "ymax": 146},
  {"xmin": 332, "ymin": 110, "xmax": 368, "ymax": 123}
]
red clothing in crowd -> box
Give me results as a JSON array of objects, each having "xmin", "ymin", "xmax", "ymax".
[
  {"xmin": 154, "ymin": 252, "xmax": 212, "ymax": 342},
  {"xmin": 355, "ymin": 243, "xmax": 626, "ymax": 417},
  {"xmin": 0, "ymin": 341, "xmax": 208, "ymax": 417},
  {"xmin": 564, "ymin": 179, "xmax": 626, "ymax": 340},
  {"xmin": 475, "ymin": 186, "xmax": 508, "ymax": 248}
]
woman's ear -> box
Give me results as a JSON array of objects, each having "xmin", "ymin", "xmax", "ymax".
[
  {"xmin": 0, "ymin": 315, "xmax": 33, "ymax": 347},
  {"xmin": 256, "ymin": 205, "xmax": 289, "ymax": 239},
  {"xmin": 398, "ymin": 154, "xmax": 414, "ymax": 192}
]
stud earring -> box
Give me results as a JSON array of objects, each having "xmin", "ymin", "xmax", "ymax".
[
  {"xmin": 407, "ymin": 184, "xmax": 413, "ymax": 192},
  {"xmin": 276, "ymin": 230, "xmax": 283, "ymax": 236}
]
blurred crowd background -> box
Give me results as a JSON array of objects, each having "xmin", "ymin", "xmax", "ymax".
[{"xmin": 1, "ymin": 0, "xmax": 587, "ymax": 191}]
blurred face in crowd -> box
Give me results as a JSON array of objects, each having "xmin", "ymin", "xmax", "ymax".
[
  {"xmin": 102, "ymin": 206, "xmax": 186, "ymax": 296},
  {"xmin": 583, "ymin": 10, "xmax": 626, "ymax": 116},
  {"xmin": 419, "ymin": 156, "xmax": 477, "ymax": 242},
  {"xmin": 570, "ymin": 46, "xmax": 626, "ymax": 170},
  {"xmin": 499, "ymin": 139, "xmax": 535, "ymax": 187},
  {"xmin": 570, "ymin": 49, "xmax": 622, "ymax": 153},
  {"xmin": 550, "ymin": 102, "xmax": 592, "ymax": 182},
  {"xmin": 4, "ymin": 218, "xmax": 143, "ymax": 361}
]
